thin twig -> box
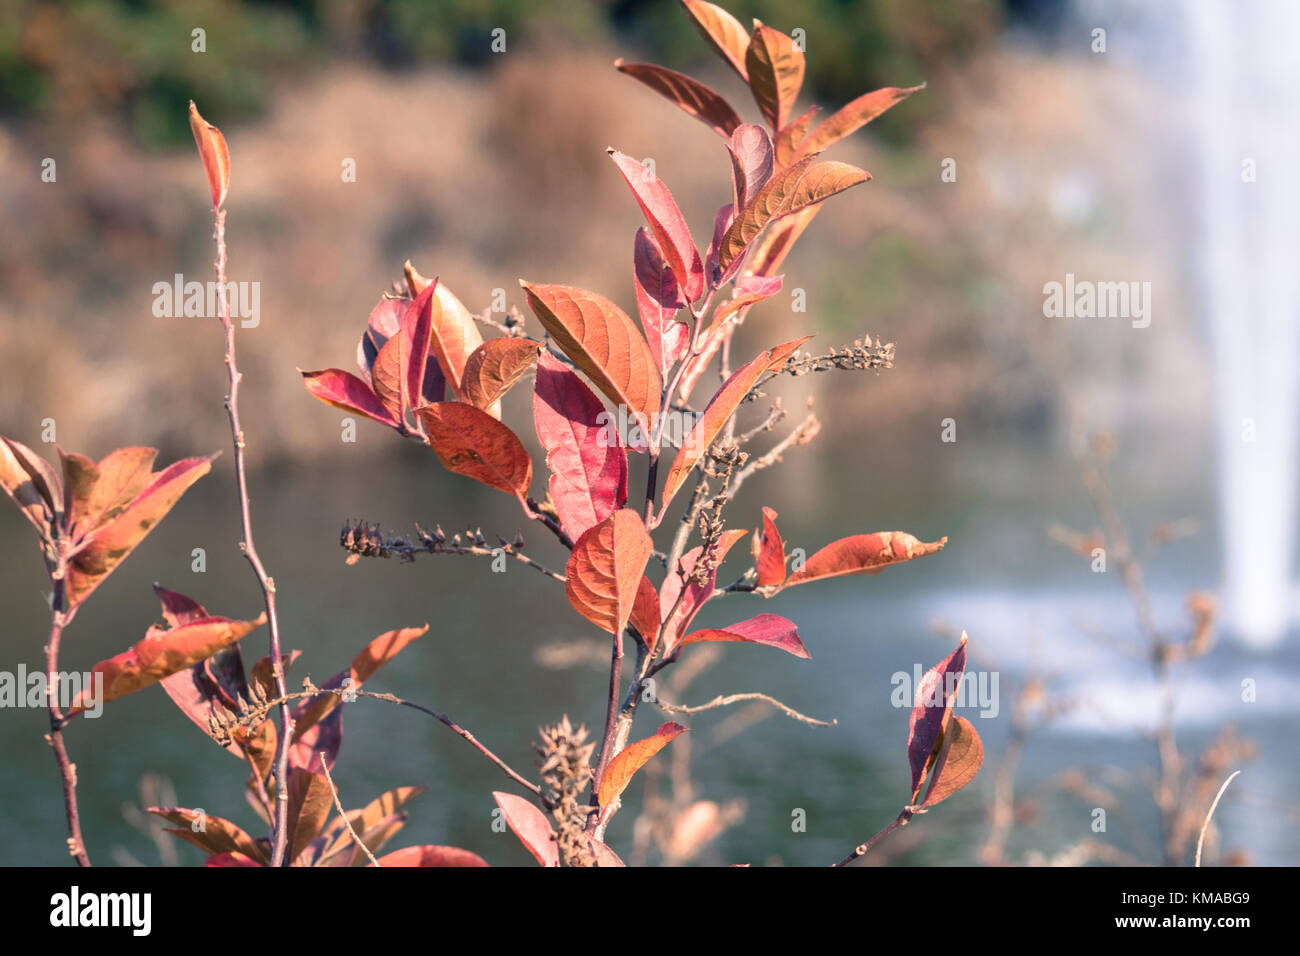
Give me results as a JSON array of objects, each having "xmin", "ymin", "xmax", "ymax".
[
  {"xmin": 318, "ymin": 752, "xmax": 380, "ymax": 867},
  {"xmin": 44, "ymin": 585, "xmax": 90, "ymax": 866},
  {"xmin": 655, "ymin": 691, "xmax": 836, "ymax": 727},
  {"xmin": 1195, "ymin": 770, "xmax": 1241, "ymax": 867},
  {"xmin": 833, "ymin": 808, "xmax": 914, "ymax": 867},
  {"xmin": 212, "ymin": 208, "xmax": 294, "ymax": 865}
]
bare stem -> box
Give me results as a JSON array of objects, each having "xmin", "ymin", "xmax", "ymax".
[
  {"xmin": 833, "ymin": 808, "xmax": 914, "ymax": 867},
  {"xmin": 44, "ymin": 576, "xmax": 90, "ymax": 866},
  {"xmin": 655, "ymin": 691, "xmax": 836, "ymax": 727},
  {"xmin": 1195, "ymin": 770, "xmax": 1241, "ymax": 867},
  {"xmin": 318, "ymin": 753, "xmax": 380, "ymax": 867},
  {"xmin": 212, "ymin": 209, "xmax": 294, "ymax": 866}
]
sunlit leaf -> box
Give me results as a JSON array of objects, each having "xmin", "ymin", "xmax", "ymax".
[
  {"xmin": 753, "ymin": 506, "xmax": 786, "ymax": 587},
  {"xmin": 493, "ymin": 791, "xmax": 558, "ymax": 867},
  {"xmin": 565, "ymin": 509, "xmax": 654, "ymax": 636},
  {"xmin": 0, "ymin": 436, "xmax": 59, "ymax": 537},
  {"xmin": 681, "ymin": 0, "xmax": 751, "ymax": 80},
  {"xmin": 301, "ymin": 368, "xmax": 400, "ymax": 428},
  {"xmin": 286, "ymin": 768, "xmax": 334, "ymax": 863},
  {"xmin": 745, "ymin": 22, "xmax": 805, "ymax": 131},
  {"xmin": 418, "ymin": 402, "xmax": 533, "ymax": 503},
  {"xmin": 633, "ymin": 228, "xmax": 689, "ymax": 374},
  {"xmin": 615, "ymin": 60, "xmax": 742, "ymax": 138},
  {"xmin": 920, "ymin": 715, "xmax": 983, "ymax": 808},
  {"xmin": 907, "ymin": 634, "xmax": 967, "ymax": 802},
  {"xmin": 598, "ymin": 721, "xmax": 688, "ymax": 807},
  {"xmin": 405, "ymin": 264, "xmax": 487, "ymax": 397},
  {"xmin": 679, "ymin": 612, "xmax": 808, "ymax": 658},
  {"xmin": 794, "ymin": 85, "xmax": 925, "ymax": 160},
  {"xmin": 188, "ymin": 101, "xmax": 230, "ymax": 209},
  {"xmin": 148, "ymin": 807, "xmax": 267, "ymax": 863},
  {"xmin": 782, "ymin": 531, "xmax": 947, "ymax": 589},
  {"xmin": 728, "ymin": 124, "xmax": 774, "ymax": 213},
  {"xmin": 608, "ymin": 150, "xmax": 705, "ymax": 303},
  {"xmin": 461, "ymin": 338, "xmax": 541, "ymax": 413},
  {"xmin": 773, "ymin": 105, "xmax": 821, "ymax": 167}
]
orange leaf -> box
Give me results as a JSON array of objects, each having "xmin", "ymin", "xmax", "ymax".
[
  {"xmin": 920, "ymin": 715, "xmax": 983, "ymax": 808},
  {"xmin": 615, "ymin": 60, "xmax": 742, "ymax": 139},
  {"xmin": 300, "ymin": 367, "xmax": 400, "ymax": 427},
  {"xmin": 565, "ymin": 509, "xmax": 654, "ymax": 636},
  {"xmin": 773, "ymin": 105, "xmax": 821, "ymax": 167},
  {"xmin": 521, "ymin": 282, "xmax": 661, "ymax": 441},
  {"xmin": 0, "ymin": 436, "xmax": 60, "ymax": 537},
  {"xmin": 404, "ymin": 264, "xmax": 486, "ymax": 397},
  {"xmin": 188, "ymin": 101, "xmax": 230, "ymax": 210},
  {"xmin": 149, "ymin": 807, "xmax": 267, "ymax": 863},
  {"xmin": 794, "ymin": 84, "xmax": 925, "ymax": 160},
  {"xmin": 753, "ymin": 506, "xmax": 786, "ymax": 587},
  {"xmin": 291, "ymin": 625, "xmax": 429, "ymax": 740},
  {"xmin": 629, "ymin": 575, "xmax": 662, "ymax": 651},
  {"xmin": 371, "ymin": 279, "xmax": 438, "ymax": 421},
  {"xmin": 68, "ymin": 611, "xmax": 265, "ymax": 714},
  {"xmin": 418, "ymin": 402, "xmax": 533, "ymax": 503},
  {"xmin": 719, "ymin": 158, "xmax": 869, "ymax": 270},
  {"xmin": 745, "ymin": 22, "xmax": 805, "ymax": 131},
  {"xmin": 60, "ymin": 446, "xmax": 157, "ymax": 538},
  {"xmin": 660, "ymin": 337, "xmax": 810, "ymax": 513},
  {"xmin": 598, "ymin": 721, "xmax": 688, "ymax": 807},
  {"xmin": 65, "ymin": 453, "xmax": 217, "ymax": 608},
  {"xmin": 372, "ymin": 845, "xmax": 489, "ymax": 867},
  {"xmin": 681, "ymin": 0, "xmax": 751, "ymax": 81},
  {"xmin": 783, "ymin": 531, "xmax": 947, "ymax": 589},
  {"xmin": 460, "ymin": 338, "xmax": 541, "ymax": 413},
  {"xmin": 286, "ymin": 767, "xmax": 334, "ymax": 863}
]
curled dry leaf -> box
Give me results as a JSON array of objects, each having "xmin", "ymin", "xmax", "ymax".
[
  {"xmin": 608, "ymin": 150, "xmax": 705, "ymax": 303},
  {"xmin": 493, "ymin": 791, "xmax": 559, "ymax": 867},
  {"xmin": 615, "ymin": 60, "xmax": 742, "ymax": 138},
  {"xmin": 188, "ymin": 101, "xmax": 230, "ymax": 209},
  {"xmin": 598, "ymin": 721, "xmax": 688, "ymax": 807},
  {"xmin": 565, "ymin": 508, "xmax": 654, "ymax": 636},
  {"xmin": 460, "ymin": 337, "xmax": 541, "ymax": 413},
  {"xmin": 682, "ymin": 0, "xmax": 751, "ymax": 80},
  {"xmin": 782, "ymin": 531, "xmax": 947, "ymax": 590},
  {"xmin": 660, "ymin": 336, "xmax": 810, "ymax": 513},
  {"xmin": 533, "ymin": 352, "xmax": 629, "ymax": 540},
  {"xmin": 522, "ymin": 281, "xmax": 661, "ymax": 443},
  {"xmin": 745, "ymin": 22, "xmax": 805, "ymax": 131},
  {"xmin": 418, "ymin": 402, "xmax": 533, "ymax": 504}
]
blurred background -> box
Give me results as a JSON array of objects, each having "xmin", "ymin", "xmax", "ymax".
[{"xmin": 1, "ymin": 0, "xmax": 1297, "ymax": 866}]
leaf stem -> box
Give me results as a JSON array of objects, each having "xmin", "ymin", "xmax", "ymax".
[{"xmin": 44, "ymin": 569, "xmax": 90, "ymax": 866}]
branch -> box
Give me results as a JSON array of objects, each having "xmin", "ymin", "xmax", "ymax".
[
  {"xmin": 44, "ymin": 585, "xmax": 90, "ymax": 866},
  {"xmin": 318, "ymin": 753, "xmax": 380, "ymax": 867},
  {"xmin": 833, "ymin": 807, "xmax": 914, "ymax": 867},
  {"xmin": 212, "ymin": 209, "xmax": 294, "ymax": 866},
  {"xmin": 655, "ymin": 691, "xmax": 836, "ymax": 728},
  {"xmin": 340, "ymin": 520, "xmax": 565, "ymax": 581},
  {"xmin": 1195, "ymin": 770, "xmax": 1241, "ymax": 867}
]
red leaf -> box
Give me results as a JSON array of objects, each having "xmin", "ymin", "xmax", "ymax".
[
  {"xmin": 461, "ymin": 338, "xmax": 542, "ymax": 414},
  {"xmin": 629, "ymin": 575, "xmax": 662, "ymax": 651},
  {"xmin": 493, "ymin": 791, "xmax": 558, "ymax": 867},
  {"xmin": 372, "ymin": 845, "xmax": 489, "ymax": 867},
  {"xmin": 680, "ymin": 612, "xmax": 808, "ymax": 658},
  {"xmin": 633, "ymin": 229, "xmax": 689, "ymax": 374},
  {"xmin": 728, "ymin": 124, "xmax": 775, "ymax": 213},
  {"xmin": 371, "ymin": 280, "xmax": 438, "ymax": 421},
  {"xmin": 533, "ymin": 352, "xmax": 629, "ymax": 540},
  {"xmin": 598, "ymin": 722, "xmax": 688, "ymax": 807},
  {"xmin": 794, "ymin": 85, "xmax": 926, "ymax": 160},
  {"xmin": 68, "ymin": 611, "xmax": 265, "ymax": 714},
  {"xmin": 154, "ymin": 584, "xmax": 210, "ymax": 628},
  {"xmin": 753, "ymin": 506, "xmax": 786, "ymax": 587},
  {"xmin": 204, "ymin": 852, "xmax": 262, "ymax": 867},
  {"xmin": 301, "ymin": 368, "xmax": 400, "ymax": 428},
  {"xmin": 404, "ymin": 266, "xmax": 486, "ymax": 398},
  {"xmin": 608, "ymin": 150, "xmax": 705, "ymax": 303},
  {"xmin": 615, "ymin": 60, "xmax": 742, "ymax": 138},
  {"xmin": 565, "ymin": 509, "xmax": 654, "ymax": 636},
  {"xmin": 681, "ymin": 0, "xmax": 751, "ymax": 81},
  {"xmin": 719, "ymin": 157, "xmax": 869, "ymax": 271},
  {"xmin": 522, "ymin": 282, "xmax": 662, "ymax": 442},
  {"xmin": 188, "ymin": 101, "xmax": 229, "ymax": 209},
  {"xmin": 291, "ymin": 624, "xmax": 429, "ymax": 740},
  {"xmin": 907, "ymin": 634, "xmax": 967, "ymax": 802},
  {"xmin": 783, "ymin": 531, "xmax": 947, "ymax": 589},
  {"xmin": 920, "ymin": 715, "xmax": 983, "ymax": 808},
  {"xmin": 745, "ymin": 23, "xmax": 805, "ymax": 131},
  {"xmin": 660, "ymin": 337, "xmax": 810, "ymax": 513},
  {"xmin": 358, "ymin": 296, "xmax": 405, "ymax": 380},
  {"xmin": 418, "ymin": 402, "xmax": 533, "ymax": 503}
]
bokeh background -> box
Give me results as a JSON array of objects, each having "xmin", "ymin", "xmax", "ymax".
[{"xmin": 2, "ymin": 0, "xmax": 1297, "ymax": 866}]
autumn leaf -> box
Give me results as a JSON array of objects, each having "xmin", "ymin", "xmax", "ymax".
[
  {"xmin": 59, "ymin": 447, "xmax": 156, "ymax": 539},
  {"xmin": 67, "ymin": 608, "xmax": 265, "ymax": 714},
  {"xmin": 615, "ymin": 60, "xmax": 742, "ymax": 138},
  {"xmin": 565, "ymin": 509, "xmax": 654, "ymax": 636},
  {"xmin": 300, "ymin": 368, "xmax": 400, "ymax": 428},
  {"xmin": 418, "ymin": 402, "xmax": 533, "ymax": 504},
  {"xmin": 679, "ymin": 612, "xmax": 808, "ymax": 658},
  {"xmin": 598, "ymin": 722, "xmax": 688, "ymax": 807},
  {"xmin": 149, "ymin": 807, "xmax": 266, "ymax": 863},
  {"xmin": 719, "ymin": 157, "xmax": 869, "ymax": 271},
  {"xmin": 404, "ymin": 264, "xmax": 486, "ymax": 397},
  {"xmin": 794, "ymin": 84, "xmax": 926, "ymax": 160},
  {"xmin": 371, "ymin": 279, "xmax": 438, "ymax": 421},
  {"xmin": 700, "ymin": 273, "xmax": 784, "ymax": 343},
  {"xmin": 188, "ymin": 101, "xmax": 229, "ymax": 209},
  {"xmin": 314, "ymin": 786, "xmax": 426, "ymax": 867},
  {"xmin": 743, "ymin": 203, "xmax": 821, "ymax": 278},
  {"xmin": 633, "ymin": 228, "xmax": 689, "ymax": 374},
  {"xmin": 372, "ymin": 846, "xmax": 489, "ymax": 867},
  {"xmin": 629, "ymin": 575, "xmax": 662, "ymax": 651},
  {"xmin": 660, "ymin": 337, "xmax": 810, "ymax": 513},
  {"xmin": 1, "ymin": 435, "xmax": 60, "ymax": 537},
  {"xmin": 753, "ymin": 506, "xmax": 786, "ymax": 587},
  {"xmin": 493, "ymin": 792, "xmax": 558, "ymax": 867},
  {"xmin": 681, "ymin": 0, "xmax": 750, "ymax": 80},
  {"xmin": 907, "ymin": 634, "xmax": 967, "ymax": 802},
  {"xmin": 727, "ymin": 124, "xmax": 775, "ymax": 213},
  {"xmin": 608, "ymin": 150, "xmax": 705, "ymax": 303},
  {"xmin": 291, "ymin": 624, "xmax": 429, "ymax": 740},
  {"xmin": 773, "ymin": 105, "xmax": 821, "ymax": 167},
  {"xmin": 533, "ymin": 352, "xmax": 628, "ymax": 540},
  {"xmin": 65, "ymin": 453, "xmax": 217, "ymax": 608},
  {"xmin": 286, "ymin": 768, "xmax": 334, "ymax": 863},
  {"xmin": 745, "ymin": 22, "xmax": 805, "ymax": 131},
  {"xmin": 658, "ymin": 530, "xmax": 749, "ymax": 652},
  {"xmin": 460, "ymin": 338, "xmax": 541, "ymax": 413},
  {"xmin": 919, "ymin": 715, "xmax": 983, "ymax": 808},
  {"xmin": 522, "ymin": 282, "xmax": 661, "ymax": 442},
  {"xmin": 782, "ymin": 531, "xmax": 947, "ymax": 589}
]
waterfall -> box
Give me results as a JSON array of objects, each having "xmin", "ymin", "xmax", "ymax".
[{"xmin": 1189, "ymin": 0, "xmax": 1300, "ymax": 647}]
